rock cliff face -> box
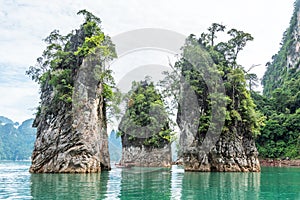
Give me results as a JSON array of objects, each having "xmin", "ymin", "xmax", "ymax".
[
  {"xmin": 29, "ymin": 55, "xmax": 111, "ymax": 173},
  {"xmin": 286, "ymin": 4, "xmax": 300, "ymax": 70},
  {"xmin": 177, "ymin": 85, "xmax": 260, "ymax": 172},
  {"xmin": 179, "ymin": 131, "xmax": 260, "ymax": 172},
  {"xmin": 177, "ymin": 96, "xmax": 260, "ymax": 172},
  {"xmin": 119, "ymin": 128, "xmax": 172, "ymax": 168}
]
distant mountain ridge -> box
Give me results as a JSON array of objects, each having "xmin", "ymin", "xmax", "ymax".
[
  {"xmin": 0, "ymin": 116, "xmax": 36, "ymax": 160},
  {"xmin": 0, "ymin": 116, "xmax": 14, "ymax": 125}
]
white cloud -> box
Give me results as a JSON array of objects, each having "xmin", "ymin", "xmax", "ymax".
[{"xmin": 0, "ymin": 83, "xmax": 39, "ymax": 123}]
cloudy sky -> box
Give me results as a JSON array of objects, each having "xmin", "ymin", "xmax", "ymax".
[{"xmin": 0, "ymin": 0, "xmax": 295, "ymax": 123}]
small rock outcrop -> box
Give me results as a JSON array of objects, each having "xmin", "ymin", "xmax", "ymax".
[
  {"xmin": 121, "ymin": 145, "xmax": 171, "ymax": 167},
  {"xmin": 118, "ymin": 81, "xmax": 172, "ymax": 167}
]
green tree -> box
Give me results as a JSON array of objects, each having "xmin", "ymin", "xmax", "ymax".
[
  {"xmin": 226, "ymin": 29, "xmax": 253, "ymax": 67},
  {"xmin": 200, "ymin": 23, "xmax": 226, "ymax": 47}
]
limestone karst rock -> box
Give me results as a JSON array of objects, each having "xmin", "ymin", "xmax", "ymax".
[
  {"xmin": 28, "ymin": 10, "xmax": 114, "ymax": 173},
  {"xmin": 175, "ymin": 33, "xmax": 260, "ymax": 172}
]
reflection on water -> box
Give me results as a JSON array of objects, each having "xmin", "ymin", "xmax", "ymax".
[
  {"xmin": 30, "ymin": 172, "xmax": 109, "ymax": 199},
  {"xmin": 120, "ymin": 167, "xmax": 172, "ymax": 199},
  {"xmin": 181, "ymin": 171, "xmax": 261, "ymax": 199},
  {"xmin": 1, "ymin": 161, "xmax": 300, "ymax": 199},
  {"xmin": 171, "ymin": 165, "xmax": 184, "ymax": 200},
  {"xmin": 29, "ymin": 166, "xmax": 264, "ymax": 199},
  {"xmin": 105, "ymin": 168, "xmax": 121, "ymax": 199}
]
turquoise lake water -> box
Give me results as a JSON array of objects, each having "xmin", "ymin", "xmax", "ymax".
[{"xmin": 0, "ymin": 161, "xmax": 299, "ymax": 200}]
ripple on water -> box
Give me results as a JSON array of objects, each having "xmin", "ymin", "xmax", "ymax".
[{"xmin": 0, "ymin": 161, "xmax": 32, "ymax": 200}]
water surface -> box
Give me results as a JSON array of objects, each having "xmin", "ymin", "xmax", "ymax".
[{"xmin": 0, "ymin": 161, "xmax": 299, "ymax": 199}]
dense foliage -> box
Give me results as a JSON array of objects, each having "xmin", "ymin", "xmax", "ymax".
[
  {"xmin": 255, "ymin": 0, "xmax": 300, "ymax": 159},
  {"xmin": 26, "ymin": 10, "xmax": 116, "ymax": 116},
  {"xmin": 253, "ymin": 91, "xmax": 300, "ymax": 159},
  {"xmin": 118, "ymin": 81, "xmax": 173, "ymax": 148},
  {"xmin": 0, "ymin": 117, "xmax": 36, "ymax": 160}
]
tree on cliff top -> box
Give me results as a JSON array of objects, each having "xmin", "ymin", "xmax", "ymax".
[
  {"xmin": 26, "ymin": 10, "xmax": 117, "ymax": 117},
  {"xmin": 118, "ymin": 80, "xmax": 173, "ymax": 148}
]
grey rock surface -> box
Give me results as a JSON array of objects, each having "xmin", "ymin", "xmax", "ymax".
[
  {"xmin": 121, "ymin": 145, "xmax": 172, "ymax": 167},
  {"xmin": 30, "ymin": 56, "xmax": 110, "ymax": 173}
]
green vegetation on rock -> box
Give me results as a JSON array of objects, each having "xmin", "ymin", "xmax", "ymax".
[
  {"xmin": 164, "ymin": 23, "xmax": 262, "ymax": 142},
  {"xmin": 159, "ymin": 24, "xmax": 262, "ymax": 172},
  {"xmin": 26, "ymin": 10, "xmax": 117, "ymax": 172},
  {"xmin": 118, "ymin": 81, "xmax": 173, "ymax": 148}
]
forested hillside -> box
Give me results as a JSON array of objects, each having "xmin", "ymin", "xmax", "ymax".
[{"xmin": 254, "ymin": 0, "xmax": 300, "ymax": 159}]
